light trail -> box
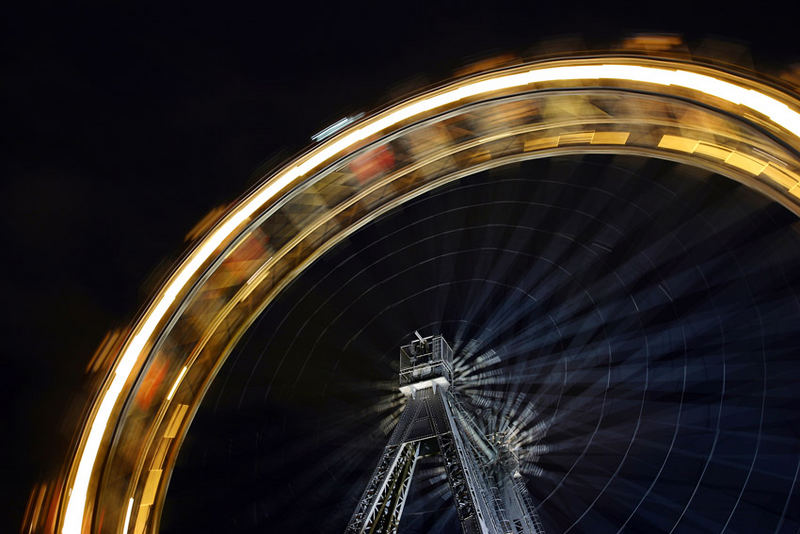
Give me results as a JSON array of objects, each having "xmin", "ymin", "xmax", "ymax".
[
  {"xmin": 311, "ymin": 113, "xmax": 365, "ymax": 142},
  {"xmin": 165, "ymin": 366, "xmax": 188, "ymax": 402},
  {"xmin": 60, "ymin": 60, "xmax": 800, "ymax": 533},
  {"xmin": 122, "ymin": 498, "xmax": 133, "ymax": 534}
]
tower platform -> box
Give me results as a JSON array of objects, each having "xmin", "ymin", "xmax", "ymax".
[{"xmin": 346, "ymin": 333, "xmax": 544, "ymax": 534}]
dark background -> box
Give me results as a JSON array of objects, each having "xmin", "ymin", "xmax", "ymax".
[{"xmin": 3, "ymin": 1, "xmax": 799, "ymax": 531}]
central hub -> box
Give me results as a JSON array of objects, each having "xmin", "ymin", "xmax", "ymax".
[{"xmin": 398, "ymin": 331, "xmax": 453, "ymax": 397}]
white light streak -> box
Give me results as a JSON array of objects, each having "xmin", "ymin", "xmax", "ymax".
[
  {"xmin": 166, "ymin": 366, "xmax": 188, "ymax": 401},
  {"xmin": 122, "ymin": 498, "xmax": 134, "ymax": 534},
  {"xmin": 61, "ymin": 59, "xmax": 800, "ymax": 534},
  {"xmin": 311, "ymin": 113, "xmax": 364, "ymax": 142}
]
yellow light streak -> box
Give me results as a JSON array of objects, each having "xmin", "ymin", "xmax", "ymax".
[
  {"xmin": 165, "ymin": 366, "xmax": 188, "ymax": 401},
  {"xmin": 141, "ymin": 469, "xmax": 163, "ymax": 506},
  {"xmin": 164, "ymin": 403, "xmax": 190, "ymax": 438},
  {"xmin": 524, "ymin": 136, "xmax": 559, "ymax": 151},
  {"xmin": 694, "ymin": 142, "xmax": 732, "ymax": 160},
  {"xmin": 61, "ymin": 59, "xmax": 800, "ymax": 533},
  {"xmin": 762, "ymin": 163, "xmax": 800, "ymax": 189},
  {"xmin": 122, "ymin": 498, "xmax": 134, "ymax": 534},
  {"xmin": 658, "ymin": 134, "xmax": 700, "ymax": 153},
  {"xmin": 724, "ymin": 152, "xmax": 767, "ymax": 175},
  {"xmin": 558, "ymin": 131, "xmax": 595, "ymax": 145},
  {"xmin": 591, "ymin": 131, "xmax": 630, "ymax": 145}
]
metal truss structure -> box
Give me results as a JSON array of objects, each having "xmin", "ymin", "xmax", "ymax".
[{"xmin": 347, "ymin": 333, "xmax": 544, "ymax": 534}]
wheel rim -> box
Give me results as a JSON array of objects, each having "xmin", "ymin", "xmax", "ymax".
[{"xmin": 52, "ymin": 55, "xmax": 800, "ymax": 534}]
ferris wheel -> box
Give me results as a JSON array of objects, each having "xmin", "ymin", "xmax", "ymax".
[{"xmin": 25, "ymin": 45, "xmax": 800, "ymax": 533}]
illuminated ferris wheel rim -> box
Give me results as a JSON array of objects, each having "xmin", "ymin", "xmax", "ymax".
[{"xmin": 53, "ymin": 54, "xmax": 800, "ymax": 534}]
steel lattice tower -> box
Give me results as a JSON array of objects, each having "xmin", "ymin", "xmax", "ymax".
[{"xmin": 347, "ymin": 333, "xmax": 545, "ymax": 534}]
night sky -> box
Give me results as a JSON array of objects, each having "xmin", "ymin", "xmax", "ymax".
[{"xmin": 4, "ymin": 2, "xmax": 800, "ymax": 532}]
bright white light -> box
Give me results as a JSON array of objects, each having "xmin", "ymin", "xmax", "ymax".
[
  {"xmin": 311, "ymin": 113, "xmax": 364, "ymax": 142},
  {"xmin": 122, "ymin": 498, "xmax": 134, "ymax": 533},
  {"xmin": 671, "ymin": 70, "xmax": 749, "ymax": 104},
  {"xmin": 166, "ymin": 366, "xmax": 188, "ymax": 401},
  {"xmin": 61, "ymin": 59, "xmax": 800, "ymax": 533}
]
